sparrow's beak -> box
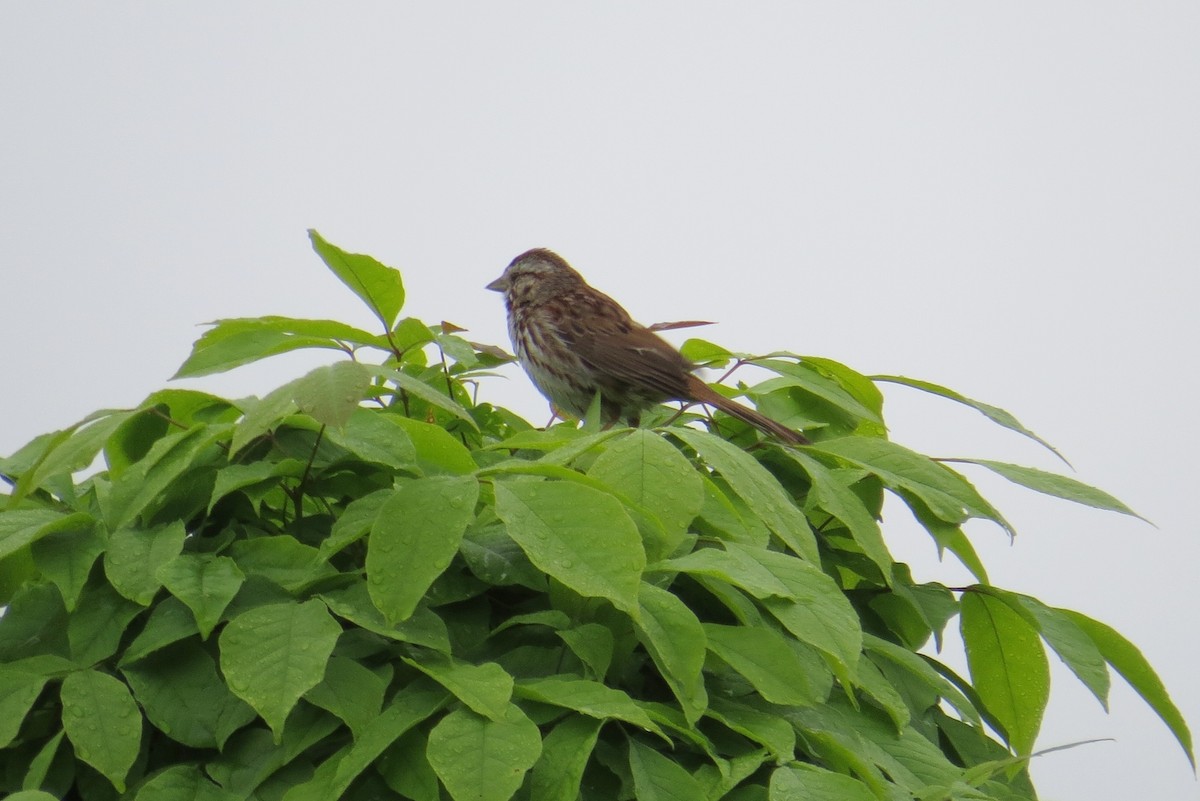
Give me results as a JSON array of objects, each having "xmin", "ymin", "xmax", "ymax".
[{"xmin": 485, "ymin": 275, "xmax": 508, "ymax": 292}]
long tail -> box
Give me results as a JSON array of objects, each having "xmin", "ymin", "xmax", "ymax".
[{"xmin": 684, "ymin": 375, "xmax": 810, "ymax": 445}]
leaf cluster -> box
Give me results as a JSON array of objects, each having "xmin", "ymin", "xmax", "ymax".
[{"xmin": 0, "ymin": 232, "xmax": 1191, "ymax": 801}]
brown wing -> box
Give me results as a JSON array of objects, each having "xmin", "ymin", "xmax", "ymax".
[{"xmin": 551, "ymin": 289, "xmax": 694, "ymax": 401}]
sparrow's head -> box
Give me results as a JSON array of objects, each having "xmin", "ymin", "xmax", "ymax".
[{"xmin": 486, "ymin": 248, "xmax": 587, "ymax": 303}]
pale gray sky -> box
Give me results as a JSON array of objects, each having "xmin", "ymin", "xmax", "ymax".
[{"xmin": 2, "ymin": 5, "xmax": 1197, "ymax": 799}]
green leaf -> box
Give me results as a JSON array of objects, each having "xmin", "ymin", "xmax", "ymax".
[
  {"xmin": 653, "ymin": 546, "xmax": 793, "ymax": 600},
  {"xmin": 388, "ymin": 416, "xmax": 478, "ymax": 475},
  {"xmin": 280, "ymin": 679, "xmax": 449, "ymax": 801},
  {"xmin": 208, "ymin": 460, "xmax": 296, "ymax": 512},
  {"xmin": 679, "ymin": 338, "xmax": 734, "ymax": 367},
  {"xmin": 1002, "ymin": 593, "xmax": 1111, "ymax": 710},
  {"xmin": 324, "ymin": 409, "xmax": 418, "ymax": 470},
  {"xmin": 292, "ymin": 360, "xmax": 371, "ymax": 428},
  {"xmin": 812, "ymin": 437, "xmax": 1012, "ymax": 534},
  {"xmin": 7, "ymin": 792, "xmax": 62, "ymax": 801},
  {"xmin": 461, "ymin": 523, "xmax": 546, "ymax": 591},
  {"xmin": 587, "ymin": 429, "xmax": 704, "ymax": 553},
  {"xmin": 556, "ymin": 623, "xmax": 614, "ymax": 680},
  {"xmin": 219, "ymin": 600, "xmax": 342, "ymax": 741},
  {"xmin": 956, "ymin": 459, "xmax": 1146, "ymax": 520},
  {"xmin": 670, "ymin": 428, "xmax": 818, "ymax": 562},
  {"xmin": 635, "ymin": 583, "xmax": 707, "ymax": 723},
  {"xmin": 403, "ymin": 653, "xmax": 513, "ymax": 721},
  {"xmin": 872, "ymin": 375, "xmax": 1068, "ymax": 465},
  {"xmin": 29, "ymin": 519, "xmax": 105, "ymax": 611},
  {"xmin": 104, "ymin": 521, "xmax": 186, "ymax": 605},
  {"xmin": 862, "ymin": 634, "xmax": 980, "ymax": 726},
  {"xmin": 103, "ymin": 424, "xmax": 227, "ymax": 529},
  {"xmin": 752, "ymin": 359, "xmax": 884, "ymax": 424},
  {"xmin": 706, "ymin": 697, "xmax": 796, "ymax": 762},
  {"xmin": 121, "ymin": 598, "xmax": 198, "ymax": 664},
  {"xmin": 60, "ymin": 669, "xmax": 142, "ymax": 792},
  {"xmin": 0, "ymin": 510, "xmax": 91, "ymax": 564},
  {"xmin": 318, "ymin": 487, "xmax": 393, "ymax": 561},
  {"xmin": 367, "ymin": 476, "xmax": 479, "ymax": 623},
  {"xmin": 0, "ymin": 668, "xmax": 49, "ymax": 748},
  {"xmin": 515, "ymin": 677, "xmax": 663, "ymax": 735},
  {"xmin": 704, "ymin": 623, "xmax": 824, "ymax": 707},
  {"xmin": 378, "ymin": 729, "xmax": 440, "ymax": 801},
  {"xmin": 370, "ymin": 366, "xmax": 481, "ymax": 431},
  {"xmin": 853, "ymin": 657, "xmax": 910, "ymax": 729},
  {"xmin": 529, "ymin": 714, "xmax": 603, "ymax": 801},
  {"xmin": 426, "ymin": 705, "xmax": 543, "ymax": 801},
  {"xmin": 303, "ymin": 656, "xmax": 386, "ymax": 738},
  {"xmin": 309, "ymin": 229, "xmax": 406, "ymax": 330},
  {"xmin": 21, "ymin": 729, "xmax": 65, "ymax": 795},
  {"xmin": 768, "ymin": 763, "xmax": 876, "ymax": 801},
  {"xmin": 132, "ymin": 765, "xmax": 240, "ymax": 801},
  {"xmin": 68, "ymin": 580, "xmax": 145, "ymax": 665},
  {"xmin": 320, "ymin": 583, "xmax": 451, "ymax": 652},
  {"xmin": 494, "ymin": 481, "xmax": 645, "ymax": 616},
  {"xmin": 155, "ymin": 553, "xmax": 245, "ymax": 639},
  {"xmin": 628, "ymin": 738, "xmax": 707, "ymax": 801},
  {"xmin": 1063, "ymin": 609, "xmax": 1194, "ymax": 768},
  {"xmin": 786, "ymin": 450, "xmax": 894, "ymax": 582},
  {"xmin": 122, "ymin": 641, "xmax": 255, "ymax": 749},
  {"xmin": 6, "ymin": 410, "xmax": 132, "ymax": 507},
  {"xmin": 229, "ymin": 536, "xmax": 335, "ymax": 593},
  {"xmin": 229, "ymin": 378, "xmax": 303, "ymax": 456},
  {"xmin": 172, "ymin": 318, "xmax": 346, "ymax": 379},
  {"xmin": 734, "ymin": 544, "xmax": 861, "ymax": 682},
  {"xmin": 961, "ymin": 590, "xmax": 1049, "ymax": 754}
]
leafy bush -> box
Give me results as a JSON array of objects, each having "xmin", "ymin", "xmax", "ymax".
[{"xmin": 0, "ymin": 231, "xmax": 1191, "ymax": 801}]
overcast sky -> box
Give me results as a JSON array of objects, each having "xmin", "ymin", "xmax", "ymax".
[{"xmin": 2, "ymin": 5, "xmax": 1197, "ymax": 799}]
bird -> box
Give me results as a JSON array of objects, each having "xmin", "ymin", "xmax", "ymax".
[{"xmin": 486, "ymin": 248, "xmax": 808, "ymax": 445}]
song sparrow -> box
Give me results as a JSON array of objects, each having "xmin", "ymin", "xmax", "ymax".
[{"xmin": 486, "ymin": 248, "xmax": 808, "ymax": 445}]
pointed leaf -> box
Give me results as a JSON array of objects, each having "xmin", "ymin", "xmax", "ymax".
[
  {"xmin": 368, "ymin": 476, "xmax": 479, "ymax": 623},
  {"xmin": 0, "ymin": 668, "xmax": 49, "ymax": 748},
  {"xmin": 671, "ymin": 428, "xmax": 818, "ymax": 562},
  {"xmin": 292, "ymin": 361, "xmax": 371, "ymax": 428},
  {"xmin": 529, "ymin": 714, "xmax": 603, "ymax": 801},
  {"xmin": 122, "ymin": 641, "xmax": 255, "ymax": 750},
  {"xmin": 426, "ymin": 705, "xmax": 542, "ymax": 801},
  {"xmin": 704, "ymin": 623, "xmax": 824, "ymax": 707},
  {"xmin": 587, "ymin": 429, "xmax": 703, "ymax": 547},
  {"xmin": 60, "ymin": 669, "xmax": 142, "ymax": 792},
  {"xmin": 132, "ymin": 765, "xmax": 240, "ymax": 801},
  {"xmin": 769, "ymin": 763, "xmax": 876, "ymax": 801},
  {"xmin": 172, "ymin": 319, "xmax": 344, "ymax": 379},
  {"xmin": 156, "ymin": 553, "xmax": 245, "ymax": 639},
  {"xmin": 636, "ymin": 583, "xmax": 707, "ymax": 723},
  {"xmin": 370, "ymin": 366, "xmax": 480, "ymax": 431},
  {"xmin": 403, "ymin": 654, "xmax": 513, "ymax": 721},
  {"xmin": 515, "ymin": 677, "xmax": 663, "ymax": 735},
  {"xmin": 104, "ymin": 521, "xmax": 187, "ymax": 605},
  {"xmin": 957, "ymin": 459, "xmax": 1145, "ymax": 521},
  {"xmin": 812, "ymin": 437, "xmax": 1012, "ymax": 534},
  {"xmin": 309, "ymin": 230, "xmax": 405, "ymax": 329},
  {"xmin": 872, "ymin": 375, "xmax": 1067, "ymax": 464},
  {"xmin": 735, "ymin": 545, "xmax": 861, "ymax": 681},
  {"xmin": 219, "ymin": 600, "xmax": 341, "ymax": 741},
  {"xmin": 628, "ymin": 738, "xmax": 707, "ymax": 801},
  {"xmin": 1063, "ymin": 609, "xmax": 1194, "ymax": 768},
  {"xmin": 961, "ymin": 591, "xmax": 1048, "ymax": 754},
  {"xmin": 786, "ymin": 450, "xmax": 894, "ymax": 582},
  {"xmin": 494, "ymin": 482, "xmax": 645, "ymax": 615}
]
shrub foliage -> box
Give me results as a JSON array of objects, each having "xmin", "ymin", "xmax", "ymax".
[{"xmin": 0, "ymin": 231, "xmax": 1191, "ymax": 801}]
